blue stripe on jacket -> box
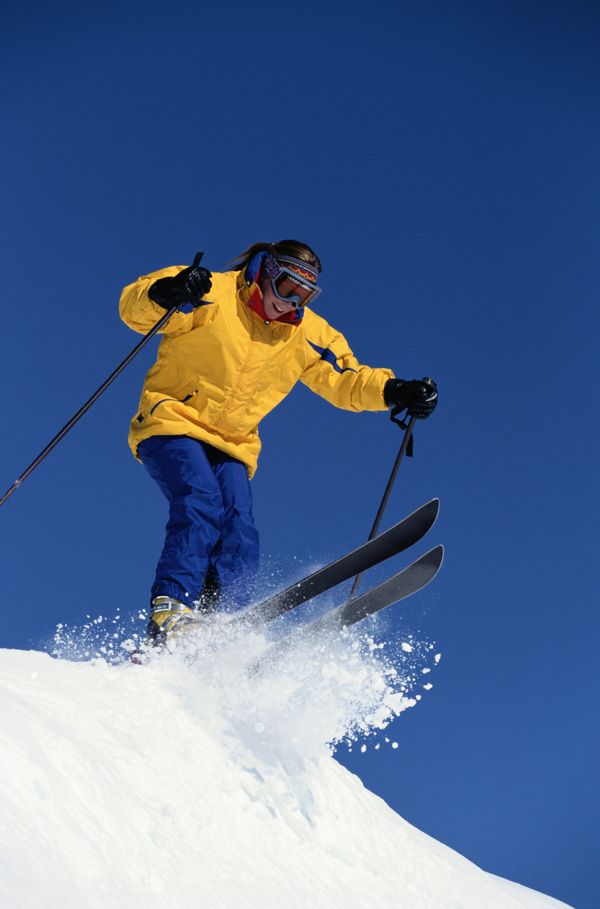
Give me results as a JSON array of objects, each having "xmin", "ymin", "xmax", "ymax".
[{"xmin": 307, "ymin": 340, "xmax": 357, "ymax": 374}]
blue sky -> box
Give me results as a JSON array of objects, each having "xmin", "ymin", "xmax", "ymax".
[{"xmin": 2, "ymin": 1, "xmax": 598, "ymax": 906}]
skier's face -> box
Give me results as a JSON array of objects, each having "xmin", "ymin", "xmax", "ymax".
[{"xmin": 259, "ymin": 276, "xmax": 297, "ymax": 321}]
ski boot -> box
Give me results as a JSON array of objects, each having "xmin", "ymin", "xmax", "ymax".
[{"xmin": 147, "ymin": 596, "xmax": 209, "ymax": 646}]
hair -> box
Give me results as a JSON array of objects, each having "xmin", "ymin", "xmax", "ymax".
[{"xmin": 226, "ymin": 240, "xmax": 322, "ymax": 274}]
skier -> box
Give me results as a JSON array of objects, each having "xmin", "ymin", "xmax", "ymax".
[{"xmin": 120, "ymin": 240, "xmax": 438, "ymax": 644}]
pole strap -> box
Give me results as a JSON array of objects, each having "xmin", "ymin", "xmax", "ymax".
[{"xmin": 389, "ymin": 405, "xmax": 414, "ymax": 457}]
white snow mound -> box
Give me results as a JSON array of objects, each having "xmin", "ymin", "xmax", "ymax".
[{"xmin": 0, "ymin": 632, "xmax": 573, "ymax": 909}]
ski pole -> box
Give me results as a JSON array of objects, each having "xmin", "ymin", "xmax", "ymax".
[
  {"xmin": 0, "ymin": 253, "xmax": 204, "ymax": 508},
  {"xmin": 347, "ymin": 414, "xmax": 416, "ymax": 601}
]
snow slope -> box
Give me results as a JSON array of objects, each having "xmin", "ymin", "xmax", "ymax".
[{"xmin": 0, "ymin": 622, "xmax": 573, "ymax": 909}]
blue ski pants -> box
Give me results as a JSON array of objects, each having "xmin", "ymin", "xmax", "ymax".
[{"xmin": 138, "ymin": 435, "xmax": 260, "ymax": 612}]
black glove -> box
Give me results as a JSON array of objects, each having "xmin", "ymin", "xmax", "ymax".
[
  {"xmin": 148, "ymin": 265, "xmax": 213, "ymax": 310},
  {"xmin": 384, "ymin": 377, "xmax": 438, "ymax": 418}
]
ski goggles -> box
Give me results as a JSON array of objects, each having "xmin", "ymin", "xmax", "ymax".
[{"xmin": 261, "ymin": 253, "xmax": 321, "ymax": 308}]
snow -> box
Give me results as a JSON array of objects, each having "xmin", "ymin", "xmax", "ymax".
[{"xmin": 0, "ymin": 621, "xmax": 573, "ymax": 909}]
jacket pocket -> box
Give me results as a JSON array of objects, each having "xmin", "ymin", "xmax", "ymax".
[{"xmin": 135, "ymin": 382, "xmax": 199, "ymax": 423}]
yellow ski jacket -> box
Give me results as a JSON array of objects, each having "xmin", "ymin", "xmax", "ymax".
[{"xmin": 120, "ymin": 264, "xmax": 394, "ymax": 478}]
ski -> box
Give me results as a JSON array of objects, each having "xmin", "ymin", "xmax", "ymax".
[
  {"xmin": 250, "ymin": 545, "xmax": 444, "ymax": 670},
  {"xmin": 230, "ymin": 498, "xmax": 439, "ymax": 634},
  {"xmin": 132, "ymin": 500, "xmax": 440, "ymax": 662}
]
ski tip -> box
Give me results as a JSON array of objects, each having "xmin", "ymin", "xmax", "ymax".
[
  {"xmin": 419, "ymin": 543, "xmax": 444, "ymax": 575},
  {"xmin": 412, "ymin": 497, "xmax": 440, "ymax": 517},
  {"xmin": 409, "ymin": 497, "xmax": 440, "ymax": 528}
]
